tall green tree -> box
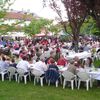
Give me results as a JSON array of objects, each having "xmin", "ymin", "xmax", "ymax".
[
  {"xmin": 80, "ymin": 16, "xmax": 99, "ymax": 35},
  {"xmin": 24, "ymin": 18, "xmax": 57, "ymax": 36},
  {"xmin": 43, "ymin": 0, "xmax": 87, "ymax": 52}
]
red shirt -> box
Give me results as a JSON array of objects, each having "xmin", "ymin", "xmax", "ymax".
[{"xmin": 57, "ymin": 58, "xmax": 67, "ymax": 66}]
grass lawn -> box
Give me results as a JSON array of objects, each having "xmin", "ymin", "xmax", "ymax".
[
  {"xmin": 0, "ymin": 60, "xmax": 100, "ymax": 100},
  {"xmin": 0, "ymin": 80, "xmax": 100, "ymax": 100}
]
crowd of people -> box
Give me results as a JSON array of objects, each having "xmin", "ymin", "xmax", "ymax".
[{"xmin": 0, "ymin": 36, "xmax": 100, "ymax": 87}]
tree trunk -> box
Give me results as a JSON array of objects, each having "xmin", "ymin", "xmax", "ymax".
[{"xmin": 72, "ymin": 31, "xmax": 79, "ymax": 53}]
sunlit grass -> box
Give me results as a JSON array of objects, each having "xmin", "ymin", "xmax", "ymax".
[
  {"xmin": 0, "ymin": 80, "xmax": 100, "ymax": 100},
  {"xmin": 0, "ymin": 60, "xmax": 100, "ymax": 100}
]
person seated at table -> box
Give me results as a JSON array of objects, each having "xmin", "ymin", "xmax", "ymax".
[
  {"xmin": 31, "ymin": 58, "xmax": 47, "ymax": 75},
  {"xmin": 83, "ymin": 57, "xmax": 93, "ymax": 68},
  {"xmin": 35, "ymin": 47, "xmax": 42, "ymax": 58},
  {"xmin": 13, "ymin": 42, "xmax": 20, "ymax": 50},
  {"xmin": 48, "ymin": 58, "xmax": 59, "ymax": 71},
  {"xmin": 67, "ymin": 60, "xmax": 77, "ymax": 75},
  {"xmin": 9, "ymin": 58, "xmax": 17, "ymax": 68},
  {"xmin": 5, "ymin": 56, "xmax": 11, "ymax": 65},
  {"xmin": 57, "ymin": 54, "xmax": 68, "ymax": 67},
  {"xmin": 83, "ymin": 43, "xmax": 90, "ymax": 52},
  {"xmin": 73, "ymin": 56, "xmax": 82, "ymax": 68},
  {"xmin": 45, "ymin": 58, "xmax": 60, "ymax": 83},
  {"xmin": 0, "ymin": 55, "xmax": 9, "ymax": 71},
  {"xmin": 16, "ymin": 56, "xmax": 30, "ymax": 74},
  {"xmin": 55, "ymin": 44, "xmax": 61, "ymax": 61},
  {"xmin": 19, "ymin": 47, "xmax": 28, "ymax": 59},
  {"xmin": 26, "ymin": 54, "xmax": 34, "ymax": 64},
  {"xmin": 45, "ymin": 51, "xmax": 55, "ymax": 64},
  {"xmin": 76, "ymin": 63, "xmax": 85, "ymax": 72}
]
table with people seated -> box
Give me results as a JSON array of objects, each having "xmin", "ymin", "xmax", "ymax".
[
  {"xmin": 77, "ymin": 67, "xmax": 100, "ymax": 80},
  {"xmin": 65, "ymin": 51, "xmax": 91, "ymax": 60}
]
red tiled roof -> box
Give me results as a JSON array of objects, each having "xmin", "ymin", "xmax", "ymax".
[{"xmin": 4, "ymin": 11, "xmax": 34, "ymax": 21}]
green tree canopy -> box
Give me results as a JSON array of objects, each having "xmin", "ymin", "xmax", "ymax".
[
  {"xmin": 80, "ymin": 16, "xmax": 100, "ymax": 35},
  {"xmin": 24, "ymin": 18, "xmax": 59, "ymax": 36}
]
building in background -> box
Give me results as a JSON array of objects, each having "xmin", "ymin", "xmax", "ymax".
[{"xmin": 1, "ymin": 9, "xmax": 40, "ymax": 39}]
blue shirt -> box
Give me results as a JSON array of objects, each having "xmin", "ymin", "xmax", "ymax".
[{"xmin": 0, "ymin": 60, "xmax": 9, "ymax": 71}]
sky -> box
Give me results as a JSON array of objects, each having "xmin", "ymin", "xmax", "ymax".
[{"xmin": 10, "ymin": 0, "xmax": 58, "ymax": 19}]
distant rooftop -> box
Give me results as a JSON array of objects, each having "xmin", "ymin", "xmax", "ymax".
[{"xmin": 4, "ymin": 10, "xmax": 40, "ymax": 21}]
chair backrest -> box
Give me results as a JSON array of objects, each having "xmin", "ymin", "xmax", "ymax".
[
  {"xmin": 45, "ymin": 69, "xmax": 60, "ymax": 83},
  {"xmin": 17, "ymin": 68, "xmax": 26, "ymax": 76},
  {"xmin": 77, "ymin": 72, "xmax": 90, "ymax": 81},
  {"xmin": 0, "ymin": 67, "xmax": 2, "ymax": 72},
  {"xmin": 0, "ymin": 66, "xmax": 7, "ymax": 72},
  {"xmin": 31, "ymin": 68, "xmax": 43, "ymax": 77},
  {"xmin": 62, "ymin": 71, "xmax": 75, "ymax": 81},
  {"xmin": 8, "ymin": 67, "xmax": 16, "ymax": 75}
]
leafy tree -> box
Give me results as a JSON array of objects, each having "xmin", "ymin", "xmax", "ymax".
[
  {"xmin": 0, "ymin": 0, "xmax": 16, "ymax": 35},
  {"xmin": 43, "ymin": 0, "xmax": 87, "ymax": 52},
  {"xmin": 0, "ymin": 0, "xmax": 27, "ymax": 35},
  {"xmin": 46, "ymin": 22, "xmax": 62, "ymax": 36},
  {"xmin": 80, "ymin": 0, "xmax": 100, "ymax": 30},
  {"xmin": 80, "ymin": 16, "xmax": 99, "ymax": 35},
  {"xmin": 24, "ymin": 18, "xmax": 57, "ymax": 36}
]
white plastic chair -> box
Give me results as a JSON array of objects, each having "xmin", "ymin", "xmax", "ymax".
[
  {"xmin": 17, "ymin": 68, "xmax": 30, "ymax": 84},
  {"xmin": 7, "ymin": 67, "xmax": 17, "ymax": 81},
  {"xmin": 77, "ymin": 72, "xmax": 92, "ymax": 91},
  {"xmin": 31, "ymin": 68, "xmax": 44, "ymax": 87},
  {"xmin": 62, "ymin": 71, "xmax": 77, "ymax": 90},
  {"xmin": 0, "ymin": 68, "xmax": 8, "ymax": 81}
]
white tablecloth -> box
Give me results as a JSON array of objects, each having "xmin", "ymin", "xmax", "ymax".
[
  {"xmin": 58, "ymin": 66, "xmax": 68, "ymax": 72},
  {"xmin": 88, "ymin": 71, "xmax": 100, "ymax": 80},
  {"xmin": 66, "ymin": 51, "xmax": 91, "ymax": 60}
]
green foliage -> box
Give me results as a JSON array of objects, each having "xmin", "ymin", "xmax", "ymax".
[
  {"xmin": 94, "ymin": 60, "xmax": 100, "ymax": 68},
  {"xmin": 24, "ymin": 18, "xmax": 59, "ymax": 36},
  {"xmin": 24, "ymin": 18, "xmax": 50, "ymax": 36},
  {"xmin": 80, "ymin": 16, "xmax": 100, "ymax": 35},
  {"xmin": 47, "ymin": 23, "xmax": 61, "ymax": 35},
  {"xmin": 0, "ymin": 0, "xmax": 27, "ymax": 35},
  {"xmin": 0, "ymin": 11, "xmax": 6, "ymax": 18},
  {"xmin": 0, "ymin": 24, "xmax": 15, "ymax": 34},
  {"xmin": 0, "ymin": 0, "xmax": 16, "ymax": 35},
  {"xmin": 0, "ymin": 79, "xmax": 100, "ymax": 100}
]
